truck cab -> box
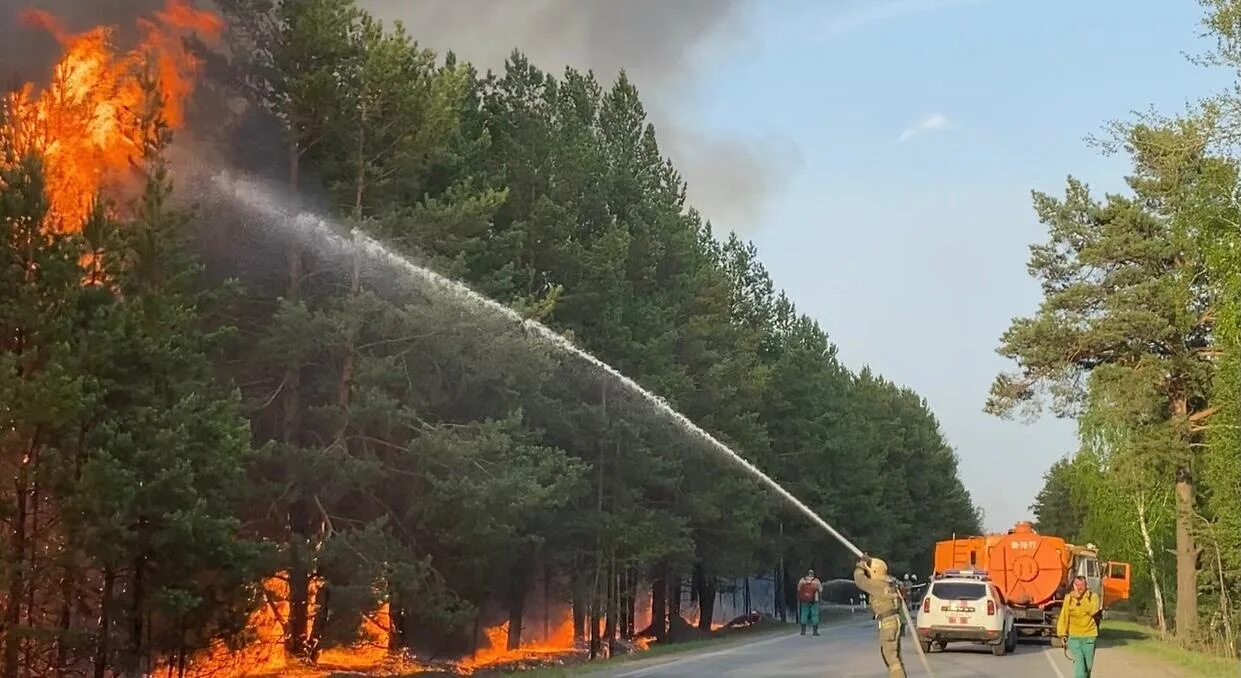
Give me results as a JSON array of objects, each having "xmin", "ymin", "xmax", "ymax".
[{"xmin": 1069, "ymin": 544, "xmax": 1131, "ymax": 608}]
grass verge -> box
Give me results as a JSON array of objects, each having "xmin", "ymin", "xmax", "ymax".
[{"xmin": 1099, "ymin": 620, "xmax": 1238, "ymax": 678}]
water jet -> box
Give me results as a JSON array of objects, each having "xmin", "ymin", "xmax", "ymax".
[{"xmin": 205, "ymin": 169, "xmax": 934, "ymax": 676}]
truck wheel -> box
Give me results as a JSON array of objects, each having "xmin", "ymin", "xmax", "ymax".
[
  {"xmin": 1005, "ymin": 629, "xmax": 1017, "ymax": 653},
  {"xmin": 919, "ymin": 640, "xmax": 931, "ymax": 654}
]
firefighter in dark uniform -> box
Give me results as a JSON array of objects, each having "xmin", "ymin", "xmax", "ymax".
[{"xmin": 853, "ymin": 555, "xmax": 906, "ymax": 678}]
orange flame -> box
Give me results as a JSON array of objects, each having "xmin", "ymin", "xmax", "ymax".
[
  {"xmin": 166, "ymin": 574, "xmax": 401, "ymax": 678},
  {"xmin": 4, "ymin": 0, "xmax": 220, "ymax": 232},
  {"xmin": 460, "ymin": 614, "xmax": 580, "ymax": 671},
  {"xmin": 162, "ymin": 579, "xmax": 641, "ymax": 676}
]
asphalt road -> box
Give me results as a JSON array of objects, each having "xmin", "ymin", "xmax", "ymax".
[{"xmin": 584, "ymin": 620, "xmax": 1143, "ymax": 678}]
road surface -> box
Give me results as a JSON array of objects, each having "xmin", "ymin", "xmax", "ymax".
[{"xmin": 583, "ymin": 620, "xmax": 1181, "ymax": 678}]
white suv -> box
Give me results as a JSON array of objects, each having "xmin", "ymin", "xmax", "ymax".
[{"xmin": 915, "ymin": 569, "xmax": 1017, "ymax": 656}]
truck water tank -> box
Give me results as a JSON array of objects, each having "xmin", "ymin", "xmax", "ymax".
[{"xmin": 988, "ymin": 522, "xmax": 1068, "ymax": 608}]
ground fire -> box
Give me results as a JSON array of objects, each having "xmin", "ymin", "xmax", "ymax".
[
  {"xmin": 3, "ymin": 0, "xmax": 221, "ymax": 232},
  {"xmin": 165, "ymin": 575, "xmax": 593, "ymax": 676}
]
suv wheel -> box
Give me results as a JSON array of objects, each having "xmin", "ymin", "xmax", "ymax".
[
  {"xmin": 919, "ymin": 640, "xmax": 931, "ymax": 654},
  {"xmin": 991, "ymin": 634, "xmax": 1008, "ymax": 656}
]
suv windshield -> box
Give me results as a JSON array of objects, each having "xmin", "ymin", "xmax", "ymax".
[{"xmin": 931, "ymin": 582, "xmax": 987, "ymax": 600}]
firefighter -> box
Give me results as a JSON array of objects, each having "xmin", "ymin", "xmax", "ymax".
[
  {"xmin": 853, "ymin": 555, "xmax": 906, "ymax": 678},
  {"xmin": 796, "ymin": 568, "xmax": 823, "ymax": 636}
]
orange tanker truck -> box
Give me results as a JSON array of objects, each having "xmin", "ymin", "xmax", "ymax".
[{"xmin": 932, "ymin": 521, "xmax": 1131, "ymax": 644}]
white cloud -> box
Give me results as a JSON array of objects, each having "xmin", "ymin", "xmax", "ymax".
[{"xmin": 898, "ymin": 113, "xmax": 950, "ymax": 142}]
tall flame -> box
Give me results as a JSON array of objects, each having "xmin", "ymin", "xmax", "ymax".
[{"xmin": 3, "ymin": 0, "xmax": 221, "ymax": 232}]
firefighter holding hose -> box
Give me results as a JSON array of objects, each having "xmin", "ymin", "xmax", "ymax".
[{"xmin": 854, "ymin": 554, "xmax": 906, "ymax": 678}]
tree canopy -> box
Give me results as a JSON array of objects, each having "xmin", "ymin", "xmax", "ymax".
[{"xmin": 1015, "ymin": 1, "xmax": 1240, "ymax": 652}]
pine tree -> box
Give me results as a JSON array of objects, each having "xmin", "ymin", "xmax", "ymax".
[{"xmin": 987, "ymin": 160, "xmax": 1216, "ymax": 636}]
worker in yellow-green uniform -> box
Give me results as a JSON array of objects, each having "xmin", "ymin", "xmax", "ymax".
[
  {"xmin": 853, "ymin": 555, "xmax": 905, "ymax": 678},
  {"xmin": 1057, "ymin": 575, "xmax": 1102, "ymax": 678}
]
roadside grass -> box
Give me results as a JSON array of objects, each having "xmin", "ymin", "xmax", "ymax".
[
  {"xmin": 492, "ymin": 607, "xmax": 864, "ymax": 677},
  {"xmin": 1099, "ymin": 620, "xmax": 1239, "ymax": 678}
]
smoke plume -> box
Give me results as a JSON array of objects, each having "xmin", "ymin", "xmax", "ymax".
[{"xmin": 359, "ymin": 0, "xmax": 792, "ymax": 235}]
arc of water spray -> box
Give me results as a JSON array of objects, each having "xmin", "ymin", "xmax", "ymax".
[{"xmin": 208, "ymin": 171, "xmax": 933, "ymax": 676}]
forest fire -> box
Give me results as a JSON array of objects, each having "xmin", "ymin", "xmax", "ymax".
[
  {"xmin": 460, "ymin": 614, "xmax": 581, "ymax": 671},
  {"xmin": 163, "ymin": 577, "xmax": 591, "ymax": 677},
  {"xmin": 166, "ymin": 575, "xmax": 401, "ymax": 677},
  {"xmin": 3, "ymin": 0, "xmax": 220, "ymax": 232}
]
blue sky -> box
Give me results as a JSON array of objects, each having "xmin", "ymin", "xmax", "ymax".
[{"xmin": 672, "ymin": 0, "xmax": 1228, "ymax": 531}]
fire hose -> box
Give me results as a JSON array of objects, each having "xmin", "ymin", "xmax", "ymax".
[{"xmin": 820, "ymin": 533, "xmax": 935, "ymax": 677}]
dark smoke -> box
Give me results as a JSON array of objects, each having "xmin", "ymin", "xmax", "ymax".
[{"xmin": 0, "ymin": 0, "xmax": 167, "ymax": 85}]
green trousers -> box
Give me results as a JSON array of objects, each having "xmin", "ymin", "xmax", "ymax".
[
  {"xmin": 798, "ymin": 601, "xmax": 820, "ymax": 627},
  {"xmin": 1068, "ymin": 636, "xmax": 1096, "ymax": 678}
]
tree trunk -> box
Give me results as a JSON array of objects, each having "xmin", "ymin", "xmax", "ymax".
[
  {"xmin": 176, "ymin": 615, "xmax": 188, "ymax": 678},
  {"xmin": 24, "ymin": 482, "xmax": 39, "ymax": 676},
  {"xmin": 1136, "ymin": 496, "xmax": 1168, "ymax": 637},
  {"xmin": 650, "ymin": 563, "xmax": 667, "ymax": 642},
  {"xmin": 4, "ymin": 455, "xmax": 29, "ymax": 678},
  {"xmin": 773, "ymin": 567, "xmax": 782, "ymax": 621},
  {"xmin": 572, "ymin": 576, "xmax": 586, "ymax": 643},
  {"xmin": 126, "ymin": 553, "xmax": 147, "ymax": 677},
  {"xmin": 603, "ymin": 567, "xmax": 616, "ymax": 658},
  {"xmin": 543, "ymin": 564, "xmax": 551, "ymax": 641},
  {"xmin": 309, "ymin": 580, "xmax": 331, "ymax": 661},
  {"xmin": 283, "ymin": 138, "xmax": 304, "ymax": 449},
  {"xmin": 336, "ymin": 106, "xmax": 366, "ymax": 444},
  {"xmin": 56, "ymin": 563, "xmax": 73, "ymax": 678},
  {"xmin": 507, "ymin": 586, "xmax": 525, "ymax": 651},
  {"xmin": 283, "ymin": 136, "xmax": 313, "ymax": 660},
  {"xmin": 692, "ymin": 563, "xmax": 716, "ymax": 632},
  {"xmin": 668, "ymin": 573, "xmax": 681, "ymax": 619},
  {"xmin": 1174, "ymin": 465, "xmax": 1198, "ymax": 637},
  {"xmin": 388, "ymin": 596, "xmax": 406, "ymax": 652},
  {"xmin": 777, "ymin": 521, "xmax": 786, "ymax": 621},
  {"xmin": 287, "ymin": 508, "xmax": 313, "ymax": 658},
  {"xmin": 624, "ymin": 569, "xmax": 636, "ymax": 638},
  {"xmin": 94, "ymin": 569, "xmax": 115, "ymax": 678},
  {"xmin": 588, "ymin": 598, "xmax": 600, "ymax": 660}
]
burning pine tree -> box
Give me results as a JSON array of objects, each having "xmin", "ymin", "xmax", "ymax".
[
  {"xmin": 1, "ymin": 3, "xmax": 254, "ymax": 678},
  {"xmin": 3, "ymin": 0, "xmax": 221, "ymax": 232}
]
